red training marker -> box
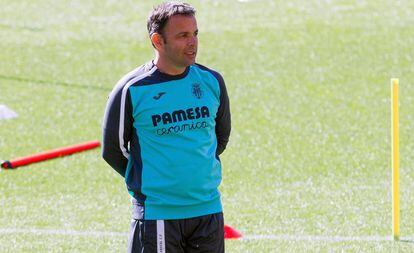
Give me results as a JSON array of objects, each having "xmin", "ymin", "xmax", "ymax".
[
  {"xmin": 224, "ymin": 224, "xmax": 242, "ymax": 239},
  {"xmin": 1, "ymin": 140, "xmax": 100, "ymax": 169}
]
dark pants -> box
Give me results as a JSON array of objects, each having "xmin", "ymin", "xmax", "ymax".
[{"xmin": 127, "ymin": 203, "xmax": 224, "ymax": 253}]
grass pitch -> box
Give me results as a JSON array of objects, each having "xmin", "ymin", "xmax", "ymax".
[{"xmin": 1, "ymin": 0, "xmax": 414, "ymax": 252}]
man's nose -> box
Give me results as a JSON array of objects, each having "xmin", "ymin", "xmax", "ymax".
[{"xmin": 187, "ymin": 36, "xmax": 197, "ymax": 46}]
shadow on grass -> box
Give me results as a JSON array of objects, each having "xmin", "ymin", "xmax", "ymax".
[
  {"xmin": 399, "ymin": 239, "xmax": 414, "ymax": 244},
  {"xmin": 0, "ymin": 74, "xmax": 111, "ymax": 92},
  {"xmin": 0, "ymin": 23, "xmax": 44, "ymax": 32}
]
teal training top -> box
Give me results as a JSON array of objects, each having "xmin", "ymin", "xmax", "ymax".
[{"xmin": 102, "ymin": 61, "xmax": 231, "ymax": 220}]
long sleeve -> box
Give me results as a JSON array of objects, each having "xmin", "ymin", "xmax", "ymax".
[
  {"xmin": 215, "ymin": 74, "xmax": 231, "ymax": 156},
  {"xmin": 102, "ymin": 85, "xmax": 133, "ymax": 177}
]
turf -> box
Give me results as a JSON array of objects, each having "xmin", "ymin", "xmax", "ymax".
[{"xmin": 1, "ymin": 0, "xmax": 414, "ymax": 252}]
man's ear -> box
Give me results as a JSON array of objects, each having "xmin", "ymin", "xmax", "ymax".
[{"xmin": 151, "ymin": 33, "xmax": 164, "ymax": 50}]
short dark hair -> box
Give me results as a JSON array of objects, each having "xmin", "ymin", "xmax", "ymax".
[{"xmin": 147, "ymin": 1, "xmax": 196, "ymax": 37}]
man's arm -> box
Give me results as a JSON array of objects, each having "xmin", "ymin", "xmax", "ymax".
[
  {"xmin": 215, "ymin": 74, "xmax": 231, "ymax": 155},
  {"xmin": 102, "ymin": 85, "xmax": 133, "ymax": 177}
]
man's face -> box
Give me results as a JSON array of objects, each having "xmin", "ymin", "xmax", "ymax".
[{"xmin": 158, "ymin": 15, "xmax": 198, "ymax": 69}]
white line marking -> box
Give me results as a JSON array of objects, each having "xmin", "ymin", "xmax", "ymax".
[
  {"xmin": 0, "ymin": 228, "xmax": 408, "ymax": 242},
  {"xmin": 242, "ymin": 235, "xmax": 392, "ymax": 242}
]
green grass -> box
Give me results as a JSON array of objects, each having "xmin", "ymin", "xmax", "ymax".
[{"xmin": 1, "ymin": 0, "xmax": 414, "ymax": 252}]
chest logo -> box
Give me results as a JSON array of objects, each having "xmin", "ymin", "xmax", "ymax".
[
  {"xmin": 153, "ymin": 92, "xmax": 166, "ymax": 100},
  {"xmin": 192, "ymin": 83, "xmax": 203, "ymax": 99}
]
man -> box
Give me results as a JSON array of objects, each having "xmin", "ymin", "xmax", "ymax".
[{"xmin": 102, "ymin": 1, "xmax": 231, "ymax": 252}]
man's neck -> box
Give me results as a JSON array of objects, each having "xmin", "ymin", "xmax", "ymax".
[{"xmin": 154, "ymin": 56, "xmax": 187, "ymax": 76}]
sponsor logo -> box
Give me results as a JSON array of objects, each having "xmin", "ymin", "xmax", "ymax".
[
  {"xmin": 156, "ymin": 121, "xmax": 208, "ymax": 136},
  {"xmin": 151, "ymin": 106, "xmax": 210, "ymax": 127},
  {"xmin": 151, "ymin": 106, "xmax": 211, "ymax": 136}
]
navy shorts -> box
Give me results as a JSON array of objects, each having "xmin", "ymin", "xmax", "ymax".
[{"xmin": 127, "ymin": 201, "xmax": 224, "ymax": 253}]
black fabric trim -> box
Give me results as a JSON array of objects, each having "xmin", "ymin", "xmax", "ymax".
[
  {"xmin": 130, "ymin": 66, "xmax": 190, "ymax": 87},
  {"xmin": 127, "ymin": 128, "xmax": 147, "ymax": 202},
  {"xmin": 194, "ymin": 63, "xmax": 222, "ymax": 84},
  {"xmin": 154, "ymin": 66, "xmax": 190, "ymax": 80}
]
